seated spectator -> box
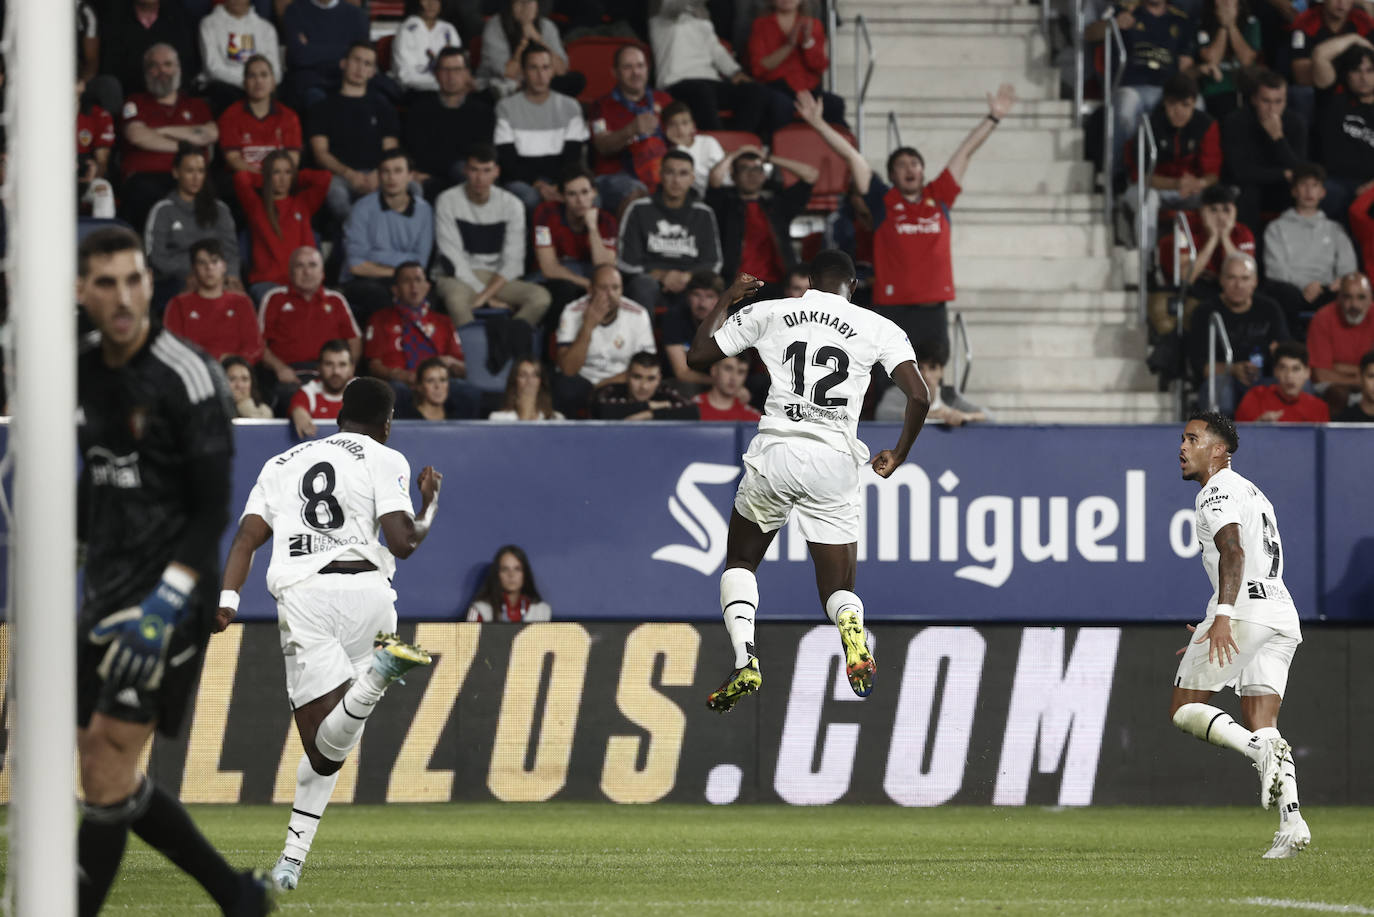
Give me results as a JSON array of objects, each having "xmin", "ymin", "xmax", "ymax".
[
  {"xmin": 618, "ymin": 150, "xmax": 724, "ymax": 313},
  {"xmin": 1188, "ymin": 253, "xmax": 1292, "ymax": 414},
  {"xmin": 1235, "ymin": 341, "xmax": 1330, "ymax": 421},
  {"xmin": 77, "ymin": 78, "xmax": 116, "ymax": 218},
  {"xmin": 391, "ymin": 0, "xmax": 462, "ymax": 94},
  {"xmin": 364, "ymin": 262, "xmax": 481, "ymax": 418},
  {"xmin": 478, "ymin": 0, "xmax": 582, "ymax": 100},
  {"xmin": 1351, "ymin": 180, "xmax": 1374, "ymax": 268},
  {"xmin": 1307, "ymin": 272, "xmax": 1374, "ymax": 411},
  {"xmin": 404, "ymin": 48, "xmax": 496, "ymax": 200},
  {"xmin": 198, "ymin": 0, "xmax": 279, "ymax": 113},
  {"xmin": 651, "ymin": 0, "xmax": 786, "ymax": 139},
  {"xmin": 533, "ymin": 168, "xmax": 620, "ymax": 316},
  {"xmin": 708, "ymin": 146, "xmax": 818, "ymax": 294},
  {"xmin": 489, "ymin": 356, "xmax": 564, "ymax": 421},
  {"xmin": 1123, "ymin": 73, "xmax": 1220, "ymax": 255},
  {"xmin": 494, "ymin": 45, "xmax": 590, "ymax": 212},
  {"xmin": 748, "ymin": 0, "xmax": 847, "ymax": 126},
  {"xmin": 876, "ymin": 337, "xmax": 989, "ymax": 425},
  {"xmin": 398, "ymin": 357, "xmax": 465, "ymax": 420},
  {"xmin": 308, "ymin": 43, "xmax": 402, "ymax": 223},
  {"xmin": 693, "ymin": 354, "xmax": 761, "ymax": 421},
  {"xmin": 163, "ymin": 239, "xmax": 262, "ymax": 362},
  {"xmin": 662, "ymin": 270, "xmax": 722, "ymax": 390},
  {"xmin": 289, "ymin": 339, "xmax": 356, "ymax": 438},
  {"xmin": 785, "ymin": 265, "xmax": 810, "ymax": 297},
  {"xmin": 99, "ymin": 0, "xmax": 196, "ymax": 98},
  {"xmin": 466, "ymin": 545, "xmax": 552, "ymax": 623},
  {"xmin": 554, "ymin": 264, "xmax": 657, "ymax": 415},
  {"xmin": 221, "ymin": 354, "xmax": 273, "ymax": 419},
  {"xmin": 661, "ymin": 102, "xmax": 729, "ymax": 198},
  {"xmin": 590, "ymin": 46, "xmax": 670, "ymax": 214},
  {"xmin": 1194, "ymin": 0, "xmax": 1262, "ymax": 119},
  {"xmin": 234, "ymin": 151, "xmax": 332, "ymax": 299},
  {"xmin": 342, "ymin": 150, "xmax": 436, "ymax": 326},
  {"xmin": 433, "ymin": 146, "xmax": 552, "ymax": 329},
  {"xmin": 1288, "ymin": 0, "xmax": 1372, "ymax": 88},
  {"xmin": 594, "ymin": 351, "xmax": 700, "ymax": 420},
  {"xmin": 217, "ymin": 55, "xmax": 302, "ymax": 175},
  {"xmin": 281, "ymin": 0, "xmax": 369, "ymax": 111},
  {"xmin": 1311, "ymin": 35, "xmax": 1374, "ymax": 221},
  {"xmin": 1222, "ymin": 69, "xmax": 1308, "ymax": 233},
  {"xmin": 1158, "ymin": 184, "xmax": 1256, "ymax": 312},
  {"xmin": 260, "ymin": 247, "xmax": 362, "ymax": 401},
  {"xmin": 1333, "ymin": 350, "xmax": 1374, "ymax": 420},
  {"xmin": 118, "ymin": 44, "xmax": 217, "ymax": 231},
  {"xmin": 1263, "ymin": 164, "xmax": 1359, "ymax": 326},
  {"xmin": 145, "ymin": 145, "xmax": 239, "ymax": 310}
]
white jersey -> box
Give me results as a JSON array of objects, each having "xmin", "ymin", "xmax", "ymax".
[
  {"xmin": 1194, "ymin": 467, "xmax": 1300, "ymax": 639},
  {"xmin": 713, "ymin": 288, "xmax": 916, "ymax": 464},
  {"xmin": 243, "ymin": 432, "xmax": 414, "ymax": 597}
]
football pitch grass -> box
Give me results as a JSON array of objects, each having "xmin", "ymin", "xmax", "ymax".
[{"xmin": 4, "ymin": 804, "xmax": 1373, "ymax": 915}]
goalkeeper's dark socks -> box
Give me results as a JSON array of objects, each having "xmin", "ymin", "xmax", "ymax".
[
  {"xmin": 77, "ymin": 818, "xmax": 129, "ymax": 917},
  {"xmin": 131, "ymin": 781, "xmax": 241, "ymax": 909}
]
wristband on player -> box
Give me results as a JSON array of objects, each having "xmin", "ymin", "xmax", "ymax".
[
  {"xmin": 219, "ymin": 590, "xmax": 241, "ymax": 612},
  {"xmin": 986, "ymin": 114, "xmax": 1001, "ymax": 125},
  {"xmin": 1214, "ymin": 603, "xmax": 1234, "ymax": 619}
]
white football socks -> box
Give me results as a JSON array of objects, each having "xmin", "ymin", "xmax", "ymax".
[
  {"xmin": 720, "ymin": 568, "xmax": 759, "ymax": 669},
  {"xmin": 1252, "ymin": 725, "xmax": 1303, "ymax": 823},
  {"xmin": 1172, "ymin": 703, "xmax": 1259, "ymax": 760},
  {"xmin": 824, "ymin": 590, "xmax": 864, "ymax": 627},
  {"xmin": 283, "ymin": 755, "xmax": 341, "ymax": 862},
  {"xmin": 315, "ymin": 669, "xmax": 388, "ymax": 762}
]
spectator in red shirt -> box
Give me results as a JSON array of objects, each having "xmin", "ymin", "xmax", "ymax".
[
  {"xmin": 1235, "ymin": 341, "xmax": 1330, "ymax": 422},
  {"xmin": 217, "ymin": 54, "xmax": 302, "ymax": 176},
  {"xmin": 1351, "ymin": 180, "xmax": 1374, "ymax": 271},
  {"xmin": 164, "ymin": 238, "xmax": 263, "ymax": 363},
  {"xmin": 1124, "ymin": 73, "xmax": 1222, "ymax": 257},
  {"xmin": 1156, "ymin": 184, "xmax": 1257, "ymax": 328},
  {"xmin": 707, "ymin": 146, "xmax": 819, "ymax": 295},
  {"xmin": 363, "ymin": 262, "xmax": 480, "ymax": 418},
  {"xmin": 118, "ymin": 43, "xmax": 217, "ymax": 230},
  {"xmin": 1289, "ymin": 0, "xmax": 1373, "ymax": 87},
  {"xmin": 694, "ymin": 354, "xmax": 761, "ymax": 421},
  {"xmin": 1307, "ymin": 272, "xmax": 1374, "ymax": 412},
  {"xmin": 235, "ymin": 150, "xmax": 332, "ymax": 300},
  {"xmin": 748, "ymin": 0, "xmax": 846, "ymax": 126},
  {"xmin": 533, "ymin": 168, "xmax": 620, "ymax": 315},
  {"xmin": 145, "ymin": 145, "xmax": 240, "ymax": 311},
  {"xmin": 259, "ymin": 247, "xmax": 362, "ymax": 405},
  {"xmin": 798, "ymin": 84, "xmax": 1016, "ymax": 352},
  {"xmin": 77, "ymin": 77, "xmax": 116, "ymax": 218},
  {"xmin": 589, "ymin": 46, "xmax": 669, "ymax": 215},
  {"xmin": 288, "ymin": 339, "xmax": 355, "ymax": 438}
]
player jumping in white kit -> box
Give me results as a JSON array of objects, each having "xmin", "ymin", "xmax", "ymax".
[
  {"xmin": 685, "ymin": 251, "xmax": 931, "ymax": 712},
  {"xmin": 1171, "ymin": 410, "xmax": 1311, "ymax": 858},
  {"xmin": 215, "ymin": 378, "xmax": 442, "ymax": 889}
]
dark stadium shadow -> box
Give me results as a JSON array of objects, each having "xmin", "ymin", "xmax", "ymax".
[{"xmin": 1326, "ymin": 537, "xmax": 1374, "ymax": 622}]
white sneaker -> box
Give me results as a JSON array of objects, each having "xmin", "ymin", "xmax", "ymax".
[
  {"xmin": 1253, "ymin": 737, "xmax": 1292, "ymax": 810},
  {"xmin": 272, "ymin": 854, "xmax": 303, "ymax": 890},
  {"xmin": 1261, "ymin": 814, "xmax": 1311, "ymax": 859}
]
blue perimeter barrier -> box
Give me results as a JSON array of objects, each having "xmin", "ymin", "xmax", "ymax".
[{"xmin": 4, "ymin": 422, "xmax": 1371, "ymax": 623}]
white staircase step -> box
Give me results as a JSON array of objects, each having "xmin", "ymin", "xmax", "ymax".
[
  {"xmin": 967, "ymin": 357, "xmax": 1156, "ymax": 391},
  {"xmin": 859, "ymin": 126, "xmax": 1082, "ymax": 162},
  {"xmin": 951, "ymin": 222, "xmax": 1111, "ymax": 258},
  {"xmin": 963, "ymin": 322, "xmax": 1148, "ymax": 358},
  {"xmin": 835, "ymin": 33, "xmax": 1047, "ymax": 68},
  {"xmin": 968, "ymin": 391, "xmax": 1176, "ymax": 424},
  {"xmin": 955, "ymin": 191, "xmax": 1101, "ymax": 222},
  {"xmin": 849, "ymin": 0, "xmax": 1031, "ymax": 7},
  {"xmin": 848, "ymin": 7, "xmax": 1044, "ymax": 30},
  {"xmin": 836, "ymin": 68, "xmax": 1059, "ymax": 100},
  {"xmin": 953, "ymin": 290, "xmax": 1136, "ymax": 323},
  {"xmin": 953, "ymin": 254, "xmax": 1122, "ymax": 291}
]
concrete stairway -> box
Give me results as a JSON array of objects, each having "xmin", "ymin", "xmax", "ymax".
[{"xmin": 832, "ymin": 0, "xmax": 1171, "ymax": 423}]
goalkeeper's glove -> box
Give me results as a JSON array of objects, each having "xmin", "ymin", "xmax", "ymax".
[{"xmin": 90, "ymin": 567, "xmax": 194, "ymax": 693}]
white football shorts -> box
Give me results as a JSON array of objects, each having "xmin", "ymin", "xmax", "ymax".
[
  {"xmin": 1173, "ymin": 617, "xmax": 1298, "ymax": 698},
  {"xmin": 277, "ymin": 570, "xmax": 397, "ymax": 708},
  {"xmin": 734, "ymin": 435, "xmax": 860, "ymax": 545}
]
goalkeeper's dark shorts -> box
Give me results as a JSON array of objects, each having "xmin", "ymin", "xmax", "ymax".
[{"xmin": 77, "ymin": 597, "xmax": 213, "ymax": 739}]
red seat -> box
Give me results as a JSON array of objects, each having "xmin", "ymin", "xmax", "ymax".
[
  {"xmin": 565, "ymin": 36, "xmax": 649, "ymax": 103},
  {"xmin": 701, "ymin": 130, "xmax": 762, "ymax": 155},
  {"xmin": 770, "ymin": 122, "xmax": 857, "ymax": 212},
  {"xmin": 375, "ymin": 34, "xmax": 395, "ymax": 74},
  {"xmin": 370, "ymin": 1, "xmax": 405, "ymax": 19}
]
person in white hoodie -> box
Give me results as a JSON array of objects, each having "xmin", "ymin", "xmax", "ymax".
[
  {"xmin": 1263, "ymin": 163, "xmax": 1359, "ymax": 327},
  {"xmin": 391, "ymin": 0, "xmax": 463, "ymax": 93},
  {"xmin": 199, "ymin": 0, "xmax": 280, "ymax": 111}
]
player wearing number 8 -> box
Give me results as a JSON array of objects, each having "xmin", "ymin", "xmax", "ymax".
[
  {"xmin": 686, "ymin": 251, "xmax": 931, "ymax": 713},
  {"xmin": 217, "ymin": 377, "xmax": 443, "ymax": 891}
]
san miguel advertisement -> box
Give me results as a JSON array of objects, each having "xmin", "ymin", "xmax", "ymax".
[{"xmin": 4, "ymin": 622, "xmax": 1370, "ymax": 806}]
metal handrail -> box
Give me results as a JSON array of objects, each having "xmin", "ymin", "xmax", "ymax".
[
  {"xmin": 1073, "ymin": 0, "xmax": 1085, "ymax": 127},
  {"xmin": 1103, "ymin": 16, "xmax": 1128, "ymax": 227},
  {"xmin": 826, "ymin": 0, "xmax": 839, "ymax": 93},
  {"xmin": 951, "ymin": 312, "xmax": 973, "ymax": 395},
  {"xmin": 886, "ymin": 111, "xmax": 901, "ymax": 154},
  {"xmin": 1135, "ymin": 113, "xmax": 1157, "ymax": 324},
  {"xmin": 1173, "ymin": 212, "xmax": 1197, "ymax": 420},
  {"xmin": 1206, "ymin": 311, "xmax": 1234, "ymax": 413},
  {"xmin": 853, "ymin": 14, "xmax": 876, "ymax": 153}
]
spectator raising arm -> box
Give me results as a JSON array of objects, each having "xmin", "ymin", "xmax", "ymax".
[
  {"xmin": 1312, "ymin": 33, "xmax": 1374, "ymax": 90},
  {"xmin": 943, "ymin": 84, "xmax": 1016, "ymax": 184},
  {"xmin": 793, "ymin": 91, "xmax": 872, "ymax": 193}
]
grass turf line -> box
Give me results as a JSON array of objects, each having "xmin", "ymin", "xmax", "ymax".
[{"xmin": 3, "ymin": 805, "xmax": 1372, "ymax": 915}]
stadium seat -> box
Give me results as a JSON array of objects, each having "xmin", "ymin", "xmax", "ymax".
[
  {"xmin": 565, "ymin": 37, "xmax": 649, "ymax": 103},
  {"xmin": 701, "ymin": 130, "xmax": 763, "ymax": 155},
  {"xmin": 370, "ymin": 1, "xmax": 405, "ymax": 19},
  {"xmin": 771, "ymin": 123, "xmax": 858, "ymax": 212},
  {"xmin": 457, "ymin": 321, "xmax": 513, "ymax": 394},
  {"xmin": 376, "ymin": 35, "xmax": 395, "ymax": 75}
]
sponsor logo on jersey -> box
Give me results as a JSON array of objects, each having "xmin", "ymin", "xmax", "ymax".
[{"xmin": 289, "ymin": 531, "xmax": 367, "ymax": 556}]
